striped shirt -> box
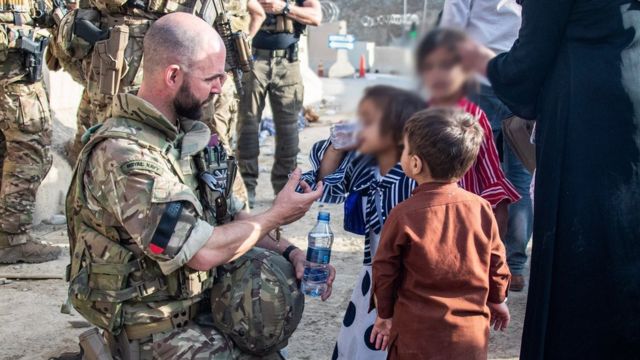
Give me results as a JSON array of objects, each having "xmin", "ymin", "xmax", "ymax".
[
  {"xmin": 301, "ymin": 141, "xmax": 414, "ymax": 265},
  {"xmin": 457, "ymin": 98, "xmax": 521, "ymax": 206}
]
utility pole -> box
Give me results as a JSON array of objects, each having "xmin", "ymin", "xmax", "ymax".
[
  {"xmin": 403, "ymin": 0, "xmax": 408, "ymax": 37},
  {"xmin": 421, "ymin": 0, "xmax": 429, "ymax": 34}
]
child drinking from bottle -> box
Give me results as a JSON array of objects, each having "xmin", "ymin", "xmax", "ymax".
[{"xmin": 370, "ymin": 107, "xmax": 511, "ymax": 359}]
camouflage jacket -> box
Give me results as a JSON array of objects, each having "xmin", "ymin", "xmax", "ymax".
[{"xmin": 66, "ymin": 93, "xmax": 243, "ymax": 332}]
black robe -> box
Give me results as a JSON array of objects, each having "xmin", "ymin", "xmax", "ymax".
[{"xmin": 487, "ymin": 0, "xmax": 640, "ymax": 358}]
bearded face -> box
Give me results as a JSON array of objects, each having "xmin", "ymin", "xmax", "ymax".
[{"xmin": 173, "ymin": 77, "xmax": 215, "ymax": 120}]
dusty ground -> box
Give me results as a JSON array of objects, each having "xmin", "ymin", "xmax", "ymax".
[{"xmin": 0, "ymin": 101, "xmax": 528, "ymax": 360}]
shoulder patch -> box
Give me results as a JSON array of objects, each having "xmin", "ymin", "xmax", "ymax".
[{"xmin": 121, "ymin": 160, "xmax": 164, "ymax": 176}]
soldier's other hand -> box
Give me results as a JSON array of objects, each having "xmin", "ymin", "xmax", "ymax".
[
  {"xmin": 321, "ymin": 264, "xmax": 336, "ymax": 301},
  {"xmin": 258, "ymin": 0, "xmax": 286, "ymax": 14},
  {"xmin": 289, "ymin": 248, "xmax": 306, "ymax": 280},
  {"xmin": 271, "ymin": 168, "xmax": 323, "ymax": 225}
]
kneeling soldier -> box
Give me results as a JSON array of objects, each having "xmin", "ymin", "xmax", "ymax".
[{"xmin": 65, "ymin": 13, "xmax": 334, "ymax": 359}]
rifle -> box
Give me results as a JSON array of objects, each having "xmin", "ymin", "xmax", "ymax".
[
  {"xmin": 73, "ymin": 18, "xmax": 109, "ymax": 46},
  {"xmin": 16, "ymin": 31, "xmax": 49, "ymax": 83},
  {"xmin": 211, "ymin": 0, "xmax": 253, "ymax": 95}
]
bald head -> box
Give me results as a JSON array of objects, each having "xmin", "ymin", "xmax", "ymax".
[
  {"xmin": 143, "ymin": 12, "xmax": 225, "ymax": 75},
  {"xmin": 138, "ymin": 12, "xmax": 228, "ymax": 123}
]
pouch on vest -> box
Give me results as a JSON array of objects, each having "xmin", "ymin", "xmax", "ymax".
[
  {"xmin": 193, "ymin": 137, "xmax": 237, "ymax": 224},
  {"xmin": 69, "ymin": 224, "xmax": 134, "ymax": 332},
  {"xmin": 259, "ymin": 0, "xmax": 306, "ymax": 35},
  {"xmin": 210, "ymin": 248, "xmax": 304, "ymax": 356}
]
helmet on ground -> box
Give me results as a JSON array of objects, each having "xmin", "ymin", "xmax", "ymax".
[{"xmin": 210, "ymin": 248, "xmax": 304, "ymax": 356}]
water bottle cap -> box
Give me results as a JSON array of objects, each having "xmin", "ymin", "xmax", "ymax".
[{"xmin": 317, "ymin": 211, "xmax": 330, "ymax": 221}]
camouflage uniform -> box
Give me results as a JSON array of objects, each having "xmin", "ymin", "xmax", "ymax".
[
  {"xmin": 0, "ymin": 0, "xmax": 61, "ymax": 262},
  {"xmin": 66, "ymin": 93, "xmax": 290, "ymax": 359},
  {"xmin": 236, "ymin": 0, "xmax": 305, "ymax": 200}
]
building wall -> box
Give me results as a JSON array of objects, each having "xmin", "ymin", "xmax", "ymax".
[{"xmin": 329, "ymin": 0, "xmax": 445, "ymax": 45}]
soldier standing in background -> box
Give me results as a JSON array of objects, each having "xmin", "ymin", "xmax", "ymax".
[
  {"xmin": 212, "ymin": 0, "xmax": 264, "ymax": 151},
  {"xmin": 66, "ymin": 14, "xmax": 334, "ymax": 358},
  {"xmin": 0, "ymin": 0, "xmax": 62, "ymax": 263},
  {"xmin": 236, "ymin": 0, "xmax": 321, "ymax": 208}
]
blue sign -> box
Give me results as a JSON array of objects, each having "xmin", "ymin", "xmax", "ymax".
[
  {"xmin": 329, "ymin": 41, "xmax": 355, "ymax": 50},
  {"xmin": 328, "ymin": 34, "xmax": 355, "ymax": 50},
  {"xmin": 328, "ymin": 34, "xmax": 355, "ymax": 43}
]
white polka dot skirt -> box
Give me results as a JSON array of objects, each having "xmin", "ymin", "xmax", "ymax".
[{"xmin": 333, "ymin": 266, "xmax": 388, "ymax": 360}]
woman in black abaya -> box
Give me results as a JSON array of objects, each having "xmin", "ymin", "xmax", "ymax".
[{"xmin": 463, "ymin": 0, "xmax": 640, "ymax": 358}]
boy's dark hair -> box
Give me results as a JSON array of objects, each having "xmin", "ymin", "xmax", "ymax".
[
  {"xmin": 415, "ymin": 28, "xmax": 468, "ymax": 73},
  {"xmin": 360, "ymin": 85, "xmax": 427, "ymax": 149},
  {"xmin": 404, "ymin": 107, "xmax": 484, "ymax": 180}
]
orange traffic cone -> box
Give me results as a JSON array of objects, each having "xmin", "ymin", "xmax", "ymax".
[{"xmin": 358, "ymin": 55, "xmax": 366, "ymax": 78}]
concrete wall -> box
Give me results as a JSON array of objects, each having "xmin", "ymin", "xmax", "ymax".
[
  {"xmin": 35, "ymin": 67, "xmax": 83, "ymax": 224},
  {"xmin": 371, "ymin": 46, "xmax": 414, "ymax": 75},
  {"xmin": 308, "ymin": 21, "xmax": 342, "ymax": 74}
]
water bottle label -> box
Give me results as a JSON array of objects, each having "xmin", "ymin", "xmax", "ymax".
[{"xmin": 306, "ymin": 247, "xmax": 331, "ymax": 264}]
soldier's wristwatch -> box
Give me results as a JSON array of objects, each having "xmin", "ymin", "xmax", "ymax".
[{"xmin": 281, "ymin": 1, "xmax": 291, "ymax": 15}]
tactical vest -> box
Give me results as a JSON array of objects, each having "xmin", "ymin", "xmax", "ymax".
[
  {"xmin": 65, "ymin": 116, "xmax": 231, "ymax": 334},
  {"xmin": 259, "ymin": 0, "xmax": 305, "ymax": 35}
]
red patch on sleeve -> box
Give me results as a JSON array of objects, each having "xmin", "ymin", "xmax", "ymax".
[{"xmin": 149, "ymin": 243, "xmax": 164, "ymax": 255}]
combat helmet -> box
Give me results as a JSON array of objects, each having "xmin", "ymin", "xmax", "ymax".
[{"xmin": 210, "ymin": 248, "xmax": 304, "ymax": 356}]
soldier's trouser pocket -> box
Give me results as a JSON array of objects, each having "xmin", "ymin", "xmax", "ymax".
[{"xmin": 9, "ymin": 83, "xmax": 50, "ymax": 134}]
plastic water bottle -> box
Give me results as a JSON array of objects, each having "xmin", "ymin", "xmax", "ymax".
[{"xmin": 301, "ymin": 211, "xmax": 334, "ymax": 297}]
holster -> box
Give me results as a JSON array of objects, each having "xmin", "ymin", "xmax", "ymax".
[{"xmin": 90, "ymin": 24, "xmax": 128, "ymax": 96}]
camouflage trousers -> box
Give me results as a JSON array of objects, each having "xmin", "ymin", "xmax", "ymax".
[
  {"xmin": 113, "ymin": 323, "xmax": 281, "ymax": 360},
  {"xmin": 236, "ymin": 56, "xmax": 303, "ymax": 194},
  {"xmin": 0, "ymin": 80, "xmax": 53, "ymax": 245}
]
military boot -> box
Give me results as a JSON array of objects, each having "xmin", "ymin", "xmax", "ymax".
[
  {"xmin": 247, "ymin": 187, "xmax": 256, "ymax": 209},
  {"xmin": 0, "ymin": 233, "xmax": 62, "ymax": 264}
]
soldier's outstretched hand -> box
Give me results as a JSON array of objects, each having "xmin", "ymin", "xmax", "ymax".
[{"xmin": 271, "ymin": 168, "xmax": 323, "ymax": 225}]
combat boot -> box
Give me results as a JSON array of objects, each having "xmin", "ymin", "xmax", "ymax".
[
  {"xmin": 247, "ymin": 187, "xmax": 256, "ymax": 209},
  {"xmin": 0, "ymin": 233, "xmax": 62, "ymax": 264}
]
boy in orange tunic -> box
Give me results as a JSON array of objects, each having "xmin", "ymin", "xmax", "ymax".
[{"xmin": 370, "ymin": 108, "xmax": 511, "ymax": 360}]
